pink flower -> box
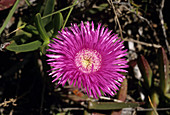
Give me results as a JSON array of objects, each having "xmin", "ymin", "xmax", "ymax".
[{"xmin": 46, "ymin": 21, "xmax": 128, "ymax": 99}]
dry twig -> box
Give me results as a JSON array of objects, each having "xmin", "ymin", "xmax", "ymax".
[
  {"xmin": 124, "ymin": 38, "xmax": 161, "ymax": 48},
  {"xmin": 158, "ymin": 0, "xmax": 170, "ymax": 57},
  {"xmin": 112, "ymin": 0, "xmax": 170, "ymax": 57},
  {"xmin": 107, "ymin": 0, "xmax": 124, "ymax": 40},
  {"xmin": 0, "ymin": 98, "xmax": 17, "ymax": 107}
]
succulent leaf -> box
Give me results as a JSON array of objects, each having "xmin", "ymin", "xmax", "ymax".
[
  {"xmin": 137, "ymin": 55, "xmax": 153, "ymax": 88},
  {"xmin": 158, "ymin": 47, "xmax": 170, "ymax": 95}
]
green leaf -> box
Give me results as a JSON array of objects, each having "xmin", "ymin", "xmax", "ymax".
[
  {"xmin": 147, "ymin": 95, "xmax": 159, "ymax": 115},
  {"xmin": 52, "ymin": 12, "xmax": 63, "ymax": 37},
  {"xmin": 6, "ymin": 40, "xmax": 42, "ymax": 52},
  {"xmin": 42, "ymin": 0, "xmax": 55, "ymax": 26},
  {"xmin": 137, "ymin": 55, "xmax": 152, "ymax": 88},
  {"xmin": 35, "ymin": 13, "xmax": 49, "ymax": 45},
  {"xmin": 45, "ymin": 21, "xmax": 54, "ymax": 33},
  {"xmin": 15, "ymin": 27, "xmax": 32, "ymax": 38},
  {"xmin": 99, "ymin": 3, "xmax": 108, "ymax": 7},
  {"xmin": 87, "ymin": 102, "xmax": 139, "ymax": 110},
  {"xmin": 25, "ymin": 0, "xmax": 31, "ymax": 6},
  {"xmin": 89, "ymin": 9, "xmax": 98, "ymax": 14},
  {"xmin": 15, "ymin": 18, "xmax": 26, "ymax": 36},
  {"xmin": 0, "ymin": 0, "xmax": 20, "ymax": 35},
  {"xmin": 165, "ymin": 93, "xmax": 170, "ymax": 99},
  {"xmin": 151, "ymin": 91, "xmax": 159, "ymax": 108},
  {"xmin": 158, "ymin": 47, "xmax": 170, "ymax": 95},
  {"xmin": 10, "ymin": 34, "xmax": 32, "ymax": 44},
  {"xmin": 97, "ymin": 3, "xmax": 108, "ymax": 11},
  {"xmin": 24, "ymin": 25, "xmax": 39, "ymax": 35}
]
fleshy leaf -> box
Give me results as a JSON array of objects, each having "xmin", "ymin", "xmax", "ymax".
[
  {"xmin": 9, "ymin": 34, "xmax": 32, "ymax": 45},
  {"xmin": 52, "ymin": 12, "xmax": 63, "ymax": 37},
  {"xmin": 35, "ymin": 13, "xmax": 49, "ymax": 45},
  {"xmin": 137, "ymin": 55, "xmax": 152, "ymax": 88},
  {"xmin": 158, "ymin": 47, "xmax": 170, "ymax": 95},
  {"xmin": 24, "ymin": 25, "xmax": 39, "ymax": 35},
  {"xmin": 87, "ymin": 102, "xmax": 139, "ymax": 110},
  {"xmin": 151, "ymin": 91, "xmax": 159, "ymax": 108},
  {"xmin": 112, "ymin": 79, "xmax": 127, "ymax": 115},
  {"xmin": 42, "ymin": 0, "xmax": 55, "ymax": 26},
  {"xmin": 146, "ymin": 94, "xmax": 159, "ymax": 115},
  {"xmin": 6, "ymin": 40, "xmax": 42, "ymax": 52}
]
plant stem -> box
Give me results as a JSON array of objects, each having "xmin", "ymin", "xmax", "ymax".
[
  {"xmin": 42, "ymin": 0, "xmax": 81, "ymax": 20},
  {"xmin": 62, "ymin": 0, "xmax": 78, "ymax": 29},
  {"xmin": 25, "ymin": 0, "xmax": 31, "ymax": 6}
]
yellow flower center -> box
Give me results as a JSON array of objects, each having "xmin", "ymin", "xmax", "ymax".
[
  {"xmin": 75, "ymin": 49, "xmax": 102, "ymax": 73},
  {"xmin": 82, "ymin": 59, "xmax": 91, "ymax": 68}
]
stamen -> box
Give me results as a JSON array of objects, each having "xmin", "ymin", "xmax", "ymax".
[{"xmin": 75, "ymin": 49, "xmax": 102, "ymax": 73}]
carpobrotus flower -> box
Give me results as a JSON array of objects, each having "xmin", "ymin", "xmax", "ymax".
[{"xmin": 46, "ymin": 21, "xmax": 128, "ymax": 99}]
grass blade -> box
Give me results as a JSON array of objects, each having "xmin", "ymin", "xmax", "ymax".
[{"xmin": 0, "ymin": 0, "xmax": 20, "ymax": 35}]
